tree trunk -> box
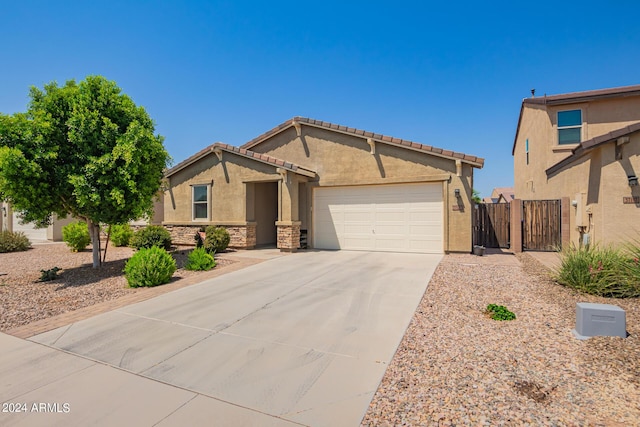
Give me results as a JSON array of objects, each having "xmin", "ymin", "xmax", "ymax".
[{"xmin": 89, "ymin": 221, "xmax": 101, "ymax": 268}]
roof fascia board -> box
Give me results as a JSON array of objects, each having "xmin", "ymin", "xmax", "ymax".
[{"xmin": 165, "ymin": 144, "xmax": 316, "ymax": 178}]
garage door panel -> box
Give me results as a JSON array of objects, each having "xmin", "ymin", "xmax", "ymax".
[{"xmin": 313, "ymin": 183, "xmax": 443, "ymax": 254}]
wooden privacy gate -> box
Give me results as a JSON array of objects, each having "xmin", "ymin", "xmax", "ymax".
[
  {"xmin": 522, "ymin": 199, "xmax": 561, "ymax": 251},
  {"xmin": 473, "ymin": 203, "xmax": 510, "ymax": 248}
]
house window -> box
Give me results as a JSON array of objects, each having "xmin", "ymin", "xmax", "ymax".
[
  {"xmin": 558, "ymin": 110, "xmax": 582, "ymax": 145},
  {"xmin": 525, "ymin": 139, "xmax": 529, "ymax": 165},
  {"xmin": 192, "ymin": 185, "xmax": 209, "ymax": 220}
]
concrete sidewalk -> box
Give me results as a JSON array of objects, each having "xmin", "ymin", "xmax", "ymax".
[
  {"xmin": 0, "ymin": 333, "xmax": 299, "ymax": 427},
  {"xmin": 2, "ymin": 250, "xmax": 442, "ymax": 427}
]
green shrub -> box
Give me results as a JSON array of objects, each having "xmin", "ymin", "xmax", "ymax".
[
  {"xmin": 0, "ymin": 230, "xmax": 31, "ymax": 253},
  {"xmin": 123, "ymin": 246, "xmax": 176, "ymax": 287},
  {"xmin": 40, "ymin": 267, "xmax": 61, "ymax": 282},
  {"xmin": 555, "ymin": 244, "xmax": 640, "ymax": 298},
  {"xmin": 185, "ymin": 247, "xmax": 217, "ymax": 271},
  {"xmin": 109, "ymin": 223, "xmax": 133, "ymax": 247},
  {"xmin": 204, "ymin": 226, "xmax": 230, "ymax": 253},
  {"xmin": 486, "ymin": 304, "xmax": 516, "ymax": 321},
  {"xmin": 130, "ymin": 225, "xmax": 172, "ymax": 250},
  {"xmin": 62, "ymin": 221, "xmax": 91, "ymax": 252}
]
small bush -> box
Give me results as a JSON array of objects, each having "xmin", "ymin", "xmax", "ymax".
[
  {"xmin": 40, "ymin": 267, "xmax": 61, "ymax": 282},
  {"xmin": 185, "ymin": 247, "xmax": 216, "ymax": 271},
  {"xmin": 109, "ymin": 223, "xmax": 133, "ymax": 247},
  {"xmin": 130, "ymin": 225, "xmax": 172, "ymax": 250},
  {"xmin": 555, "ymin": 244, "xmax": 640, "ymax": 298},
  {"xmin": 62, "ymin": 221, "xmax": 91, "ymax": 252},
  {"xmin": 486, "ymin": 304, "xmax": 516, "ymax": 321},
  {"xmin": 0, "ymin": 230, "xmax": 31, "ymax": 253},
  {"xmin": 204, "ymin": 226, "xmax": 230, "ymax": 253},
  {"xmin": 124, "ymin": 246, "xmax": 176, "ymax": 287}
]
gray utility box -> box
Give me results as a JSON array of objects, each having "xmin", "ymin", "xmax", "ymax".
[{"xmin": 573, "ymin": 303, "xmax": 626, "ymax": 340}]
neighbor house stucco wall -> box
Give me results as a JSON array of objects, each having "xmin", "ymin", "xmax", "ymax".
[
  {"xmin": 515, "ymin": 91, "xmax": 640, "ymax": 248},
  {"xmin": 515, "ymin": 95, "xmax": 640, "ymax": 200}
]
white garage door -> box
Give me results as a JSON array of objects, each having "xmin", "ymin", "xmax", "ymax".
[
  {"xmin": 313, "ymin": 183, "xmax": 443, "ymax": 254},
  {"xmin": 12, "ymin": 211, "xmax": 48, "ymax": 241}
]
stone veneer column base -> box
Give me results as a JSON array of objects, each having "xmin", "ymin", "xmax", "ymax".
[{"xmin": 276, "ymin": 221, "xmax": 301, "ymax": 252}]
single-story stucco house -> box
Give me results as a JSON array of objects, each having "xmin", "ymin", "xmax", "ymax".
[{"xmin": 163, "ymin": 117, "xmax": 484, "ymax": 253}]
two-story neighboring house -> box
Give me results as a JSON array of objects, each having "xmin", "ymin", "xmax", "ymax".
[{"xmin": 512, "ymin": 84, "xmax": 640, "ymax": 247}]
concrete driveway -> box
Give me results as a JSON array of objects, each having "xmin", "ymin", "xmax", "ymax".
[{"xmin": 1, "ymin": 250, "xmax": 441, "ymax": 427}]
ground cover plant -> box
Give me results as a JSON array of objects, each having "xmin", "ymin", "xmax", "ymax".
[
  {"xmin": 123, "ymin": 246, "xmax": 176, "ymax": 287},
  {"xmin": 0, "ymin": 230, "xmax": 31, "ymax": 253},
  {"xmin": 555, "ymin": 243, "xmax": 640, "ymax": 298},
  {"xmin": 39, "ymin": 267, "xmax": 61, "ymax": 282},
  {"xmin": 486, "ymin": 303, "xmax": 516, "ymax": 321}
]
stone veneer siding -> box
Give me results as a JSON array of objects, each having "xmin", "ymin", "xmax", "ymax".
[
  {"xmin": 162, "ymin": 224, "xmax": 256, "ymax": 248},
  {"xmin": 277, "ymin": 224, "xmax": 300, "ymax": 251}
]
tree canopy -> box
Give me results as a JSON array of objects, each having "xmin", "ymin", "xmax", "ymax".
[{"xmin": 0, "ymin": 76, "xmax": 171, "ymax": 267}]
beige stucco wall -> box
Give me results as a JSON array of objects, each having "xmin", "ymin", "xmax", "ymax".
[
  {"xmin": 251, "ymin": 126, "xmax": 476, "ymax": 252},
  {"xmin": 521, "ymin": 126, "xmax": 640, "ymax": 247},
  {"xmin": 164, "ymin": 151, "xmax": 283, "ymax": 226}
]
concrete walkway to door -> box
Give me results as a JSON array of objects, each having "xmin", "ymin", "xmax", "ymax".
[{"xmin": 1, "ymin": 250, "xmax": 441, "ymax": 427}]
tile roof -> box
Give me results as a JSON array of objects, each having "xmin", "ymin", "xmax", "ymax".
[
  {"xmin": 165, "ymin": 142, "xmax": 316, "ymax": 178},
  {"xmin": 524, "ymin": 84, "xmax": 640, "ymax": 106},
  {"xmin": 242, "ymin": 117, "xmax": 484, "ymax": 167},
  {"xmin": 546, "ymin": 122, "xmax": 640, "ymax": 177},
  {"xmin": 512, "ymin": 84, "xmax": 640, "ymax": 155}
]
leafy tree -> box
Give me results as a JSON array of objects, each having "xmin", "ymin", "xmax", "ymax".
[
  {"xmin": 0, "ymin": 76, "xmax": 170, "ymax": 267},
  {"xmin": 472, "ymin": 189, "xmax": 482, "ymax": 204}
]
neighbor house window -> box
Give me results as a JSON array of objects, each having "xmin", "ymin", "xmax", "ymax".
[
  {"xmin": 192, "ymin": 185, "xmax": 209, "ymax": 220},
  {"xmin": 558, "ymin": 110, "xmax": 582, "ymax": 145},
  {"xmin": 525, "ymin": 139, "xmax": 529, "ymax": 165}
]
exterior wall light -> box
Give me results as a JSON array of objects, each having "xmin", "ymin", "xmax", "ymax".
[
  {"xmin": 629, "ymin": 175, "xmax": 639, "ymax": 187},
  {"xmin": 454, "ymin": 189, "xmax": 461, "ymax": 197}
]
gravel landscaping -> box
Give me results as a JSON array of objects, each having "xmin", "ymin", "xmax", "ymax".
[
  {"xmin": 0, "ymin": 242, "xmax": 233, "ymax": 332},
  {"xmin": 2, "ymin": 244, "xmax": 639, "ymax": 425},
  {"xmin": 362, "ymin": 252, "xmax": 640, "ymax": 426}
]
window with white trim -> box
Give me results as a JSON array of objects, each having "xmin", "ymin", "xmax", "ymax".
[
  {"xmin": 558, "ymin": 110, "xmax": 582, "ymax": 145},
  {"xmin": 192, "ymin": 184, "xmax": 209, "ymax": 221},
  {"xmin": 525, "ymin": 138, "xmax": 529, "ymax": 165}
]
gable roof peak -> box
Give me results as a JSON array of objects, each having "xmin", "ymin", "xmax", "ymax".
[{"xmin": 242, "ymin": 117, "xmax": 484, "ymax": 168}]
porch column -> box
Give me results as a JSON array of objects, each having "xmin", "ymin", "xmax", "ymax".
[
  {"xmin": 277, "ymin": 169, "xmax": 300, "ymax": 251},
  {"xmin": 276, "ymin": 221, "xmax": 301, "ymax": 252}
]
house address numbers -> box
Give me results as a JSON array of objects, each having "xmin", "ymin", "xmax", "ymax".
[{"xmin": 623, "ymin": 196, "xmax": 640, "ymax": 204}]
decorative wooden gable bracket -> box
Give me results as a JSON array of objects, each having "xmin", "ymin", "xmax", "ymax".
[
  {"xmin": 367, "ymin": 137, "xmax": 376, "ymax": 155},
  {"xmin": 293, "ymin": 121, "xmax": 302, "ymax": 137},
  {"xmin": 212, "ymin": 147, "xmax": 223, "ymax": 161},
  {"xmin": 276, "ymin": 167, "xmax": 288, "ymax": 181},
  {"xmin": 456, "ymin": 159, "xmax": 462, "ymax": 177}
]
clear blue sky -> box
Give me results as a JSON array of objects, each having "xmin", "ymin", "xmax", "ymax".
[{"xmin": 2, "ymin": 1, "xmax": 639, "ymax": 198}]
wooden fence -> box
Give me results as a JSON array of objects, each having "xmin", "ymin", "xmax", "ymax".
[
  {"xmin": 473, "ymin": 203, "xmax": 510, "ymax": 248},
  {"xmin": 522, "ymin": 199, "xmax": 561, "ymax": 251}
]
